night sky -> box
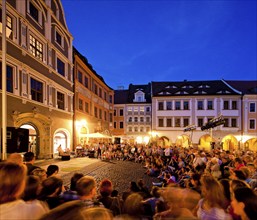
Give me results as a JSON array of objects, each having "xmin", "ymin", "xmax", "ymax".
[{"xmin": 62, "ymin": 0, "xmax": 257, "ymax": 89}]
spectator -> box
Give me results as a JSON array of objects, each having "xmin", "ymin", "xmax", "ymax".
[
  {"xmin": 60, "ymin": 172, "xmax": 83, "ymax": 202},
  {"xmin": 0, "ymin": 162, "xmax": 36, "ymax": 219},
  {"xmin": 76, "ymin": 176, "xmax": 104, "ymax": 208},
  {"xmin": 24, "ymin": 152, "xmax": 40, "ymax": 175},
  {"xmin": 38, "ymin": 176, "xmax": 64, "ymax": 209},
  {"xmin": 7, "ymin": 153, "xmax": 23, "ymax": 165},
  {"xmin": 196, "ymin": 175, "xmax": 232, "ymax": 220},
  {"xmin": 22, "ymin": 175, "xmax": 49, "ymax": 218},
  {"xmin": 46, "ymin": 165, "xmax": 59, "ymax": 178},
  {"xmin": 97, "ymin": 178, "xmax": 122, "ymax": 216},
  {"xmin": 31, "ymin": 168, "xmax": 47, "ymax": 183},
  {"xmin": 231, "ymin": 187, "xmax": 257, "ymax": 220}
]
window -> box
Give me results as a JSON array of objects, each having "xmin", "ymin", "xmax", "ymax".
[
  {"xmin": 146, "ymin": 107, "xmax": 151, "ymax": 112},
  {"xmin": 231, "ymin": 118, "xmax": 237, "ymax": 127},
  {"xmin": 114, "ymin": 109, "xmax": 116, "ymax": 116},
  {"xmin": 175, "ymin": 101, "xmax": 181, "ymax": 110},
  {"xmin": 166, "ymin": 101, "xmax": 172, "ymax": 110},
  {"xmin": 134, "ymin": 107, "xmax": 138, "ymax": 113},
  {"xmin": 99, "ymin": 88, "xmax": 102, "ymax": 98},
  {"xmin": 184, "ymin": 118, "xmax": 189, "ymax": 127},
  {"xmin": 250, "ymin": 103, "xmax": 256, "ymax": 112},
  {"xmin": 146, "ymin": 127, "xmax": 150, "ymax": 132},
  {"xmin": 57, "ymin": 92, "xmax": 65, "ymax": 110},
  {"xmin": 29, "ymin": 35, "xmax": 43, "ymax": 61},
  {"xmin": 158, "ymin": 102, "xmax": 164, "ymax": 110},
  {"xmin": 158, "ymin": 118, "xmax": 164, "ymax": 127},
  {"xmin": 6, "ymin": 15, "xmax": 12, "ymax": 38},
  {"xmin": 128, "ymin": 127, "xmax": 132, "ymax": 132},
  {"xmin": 94, "ymin": 84, "xmax": 98, "ymax": 95},
  {"xmin": 183, "ymin": 101, "xmax": 189, "ymax": 110},
  {"xmin": 84, "ymin": 76, "xmax": 89, "ymax": 88},
  {"xmin": 134, "ymin": 127, "xmax": 138, "ymax": 132},
  {"xmin": 79, "ymin": 99, "xmax": 83, "ymax": 110},
  {"xmin": 232, "ymin": 101, "xmax": 237, "ymax": 110},
  {"xmin": 224, "ymin": 101, "xmax": 229, "ymax": 110},
  {"xmin": 140, "ymin": 127, "xmax": 144, "ymax": 132},
  {"xmin": 119, "ymin": 109, "xmax": 124, "ymax": 116},
  {"xmin": 94, "ymin": 107, "xmax": 97, "ymax": 118},
  {"xmin": 128, "ymin": 117, "xmax": 132, "ymax": 122},
  {"xmin": 29, "ymin": 1, "xmax": 39, "ymax": 22},
  {"xmin": 78, "ymin": 71, "xmax": 82, "ymax": 83},
  {"xmin": 140, "ymin": 106, "xmax": 144, "ymax": 114},
  {"xmin": 104, "ymin": 111, "xmax": 107, "ymax": 120},
  {"xmin": 197, "ymin": 101, "xmax": 204, "ymax": 110},
  {"xmin": 85, "ymin": 102, "xmax": 89, "ymax": 113},
  {"xmin": 167, "ymin": 118, "xmax": 172, "ymax": 127},
  {"xmin": 250, "ymin": 119, "xmax": 255, "ymax": 129},
  {"xmin": 109, "ymin": 95, "xmax": 113, "ymax": 103},
  {"xmin": 175, "ymin": 118, "xmax": 180, "ymax": 127},
  {"xmin": 198, "ymin": 118, "xmax": 203, "ymax": 127},
  {"xmin": 146, "ymin": 117, "xmax": 150, "ymax": 123},
  {"xmin": 134, "ymin": 117, "xmax": 138, "ymax": 122},
  {"xmin": 57, "ymin": 58, "xmax": 65, "ymax": 76},
  {"xmin": 30, "ymin": 78, "xmax": 43, "ymax": 103},
  {"xmin": 99, "ymin": 109, "xmax": 102, "ymax": 119},
  {"xmin": 104, "ymin": 92, "xmax": 107, "ymax": 101},
  {"xmin": 114, "ymin": 122, "xmax": 116, "ymax": 129},
  {"xmin": 110, "ymin": 113, "xmax": 113, "ymax": 122},
  {"xmin": 55, "ymin": 31, "xmax": 62, "ymax": 46},
  {"xmin": 207, "ymin": 101, "xmax": 213, "ymax": 110},
  {"xmin": 127, "ymin": 106, "xmax": 132, "ymax": 114},
  {"xmin": 0, "ymin": 64, "xmax": 13, "ymax": 93},
  {"xmin": 224, "ymin": 118, "xmax": 229, "ymax": 127},
  {"xmin": 6, "ymin": 66, "xmax": 13, "ymax": 93},
  {"xmin": 140, "ymin": 117, "xmax": 144, "ymax": 122}
]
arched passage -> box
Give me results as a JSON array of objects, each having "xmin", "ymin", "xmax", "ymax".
[
  {"xmin": 199, "ymin": 134, "xmax": 214, "ymax": 150},
  {"xmin": 53, "ymin": 129, "xmax": 71, "ymax": 158},
  {"xmin": 175, "ymin": 135, "xmax": 190, "ymax": 148},
  {"xmin": 221, "ymin": 135, "xmax": 238, "ymax": 151},
  {"xmin": 20, "ymin": 124, "xmax": 39, "ymax": 156},
  {"xmin": 13, "ymin": 111, "xmax": 52, "ymax": 159},
  {"xmin": 244, "ymin": 138, "xmax": 257, "ymax": 152}
]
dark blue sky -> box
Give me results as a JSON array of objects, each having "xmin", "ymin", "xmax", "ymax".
[{"xmin": 62, "ymin": 0, "xmax": 257, "ymax": 89}]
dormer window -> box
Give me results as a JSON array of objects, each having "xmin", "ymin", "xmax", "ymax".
[{"xmin": 134, "ymin": 90, "xmax": 145, "ymax": 102}]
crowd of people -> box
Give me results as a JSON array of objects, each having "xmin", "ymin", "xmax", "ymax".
[{"xmin": 0, "ymin": 143, "xmax": 257, "ymax": 220}]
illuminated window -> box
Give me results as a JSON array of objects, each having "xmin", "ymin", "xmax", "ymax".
[
  {"xmin": 57, "ymin": 91, "xmax": 65, "ymax": 110},
  {"xmin": 29, "ymin": 35, "xmax": 43, "ymax": 61}
]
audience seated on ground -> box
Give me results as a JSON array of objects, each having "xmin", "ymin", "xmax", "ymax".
[{"xmin": 46, "ymin": 165, "xmax": 59, "ymax": 178}]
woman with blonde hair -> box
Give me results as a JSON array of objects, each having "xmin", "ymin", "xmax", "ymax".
[
  {"xmin": 196, "ymin": 175, "xmax": 232, "ymax": 220},
  {"xmin": 0, "ymin": 162, "xmax": 46, "ymax": 219}
]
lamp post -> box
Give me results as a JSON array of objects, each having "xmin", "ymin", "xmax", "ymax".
[{"xmin": 1, "ymin": 0, "xmax": 7, "ymax": 160}]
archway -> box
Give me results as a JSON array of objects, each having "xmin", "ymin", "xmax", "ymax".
[
  {"xmin": 20, "ymin": 124, "xmax": 39, "ymax": 156},
  {"xmin": 199, "ymin": 134, "xmax": 214, "ymax": 150},
  {"xmin": 53, "ymin": 129, "xmax": 69, "ymax": 157},
  {"xmin": 244, "ymin": 138, "xmax": 257, "ymax": 152},
  {"xmin": 175, "ymin": 135, "xmax": 190, "ymax": 148},
  {"xmin": 221, "ymin": 135, "xmax": 238, "ymax": 151}
]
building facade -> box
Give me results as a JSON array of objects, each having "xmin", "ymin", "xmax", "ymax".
[
  {"xmin": 73, "ymin": 47, "xmax": 114, "ymax": 147},
  {"xmin": 114, "ymin": 83, "xmax": 152, "ymax": 144},
  {"xmin": 0, "ymin": 0, "xmax": 73, "ymax": 158},
  {"xmin": 151, "ymin": 80, "xmax": 257, "ymax": 151}
]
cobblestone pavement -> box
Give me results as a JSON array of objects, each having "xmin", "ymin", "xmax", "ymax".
[{"xmin": 35, "ymin": 157, "xmax": 159, "ymax": 194}]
